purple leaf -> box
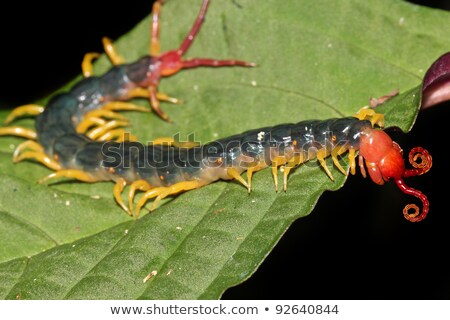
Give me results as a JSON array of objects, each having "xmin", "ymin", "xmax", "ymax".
[{"xmin": 422, "ymin": 52, "xmax": 450, "ymax": 109}]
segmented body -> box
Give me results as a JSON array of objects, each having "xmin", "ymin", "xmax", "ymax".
[
  {"xmin": 37, "ymin": 57, "xmax": 154, "ymax": 155},
  {"xmin": 99, "ymin": 117, "xmax": 370, "ymax": 187}
]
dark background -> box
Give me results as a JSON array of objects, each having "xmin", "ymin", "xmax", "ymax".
[{"xmin": 0, "ymin": 0, "xmax": 449, "ymax": 299}]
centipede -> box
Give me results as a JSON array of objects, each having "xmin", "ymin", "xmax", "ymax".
[{"xmin": 0, "ymin": 0, "xmax": 432, "ymax": 222}]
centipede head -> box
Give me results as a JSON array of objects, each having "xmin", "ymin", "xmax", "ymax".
[
  {"xmin": 157, "ymin": 50, "xmax": 184, "ymax": 76},
  {"xmin": 358, "ymin": 128, "xmax": 432, "ymax": 222}
]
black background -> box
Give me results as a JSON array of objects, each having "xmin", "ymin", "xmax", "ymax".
[{"xmin": 0, "ymin": 0, "xmax": 449, "ymax": 299}]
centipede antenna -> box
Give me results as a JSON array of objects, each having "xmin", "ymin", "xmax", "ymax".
[
  {"xmin": 177, "ymin": 0, "xmax": 210, "ymax": 56},
  {"xmin": 150, "ymin": 0, "xmax": 162, "ymax": 56}
]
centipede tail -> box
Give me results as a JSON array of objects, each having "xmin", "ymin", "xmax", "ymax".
[
  {"xmin": 404, "ymin": 147, "xmax": 432, "ymax": 178},
  {"xmin": 357, "ymin": 122, "xmax": 432, "ymax": 222},
  {"xmin": 395, "ymin": 179, "xmax": 429, "ymax": 222}
]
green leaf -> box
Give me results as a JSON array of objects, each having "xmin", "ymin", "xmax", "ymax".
[{"xmin": 0, "ymin": 0, "xmax": 448, "ymax": 299}]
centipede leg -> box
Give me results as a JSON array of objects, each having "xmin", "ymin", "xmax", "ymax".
[
  {"xmin": 102, "ymin": 37, "xmax": 124, "ymax": 65},
  {"xmin": 358, "ymin": 154, "xmax": 367, "ymax": 178},
  {"xmin": 128, "ymin": 180, "xmax": 152, "ymax": 213},
  {"xmin": 246, "ymin": 162, "xmax": 267, "ymax": 193},
  {"xmin": 81, "ymin": 53, "xmax": 101, "ymax": 77},
  {"xmin": 271, "ymin": 156, "xmax": 288, "ymax": 192},
  {"xmin": 316, "ymin": 149, "xmax": 334, "ymax": 181},
  {"xmin": 4, "ymin": 104, "xmax": 44, "ymax": 125},
  {"xmin": 86, "ymin": 120, "xmax": 130, "ymax": 140},
  {"xmin": 13, "ymin": 140, "xmax": 61, "ymax": 171},
  {"xmin": 227, "ymin": 168, "xmax": 248, "ymax": 189},
  {"xmin": 129, "ymin": 85, "xmax": 181, "ymax": 123},
  {"xmin": 75, "ymin": 107, "xmax": 139, "ymax": 141},
  {"xmin": 102, "ymin": 101, "xmax": 150, "ymax": 113},
  {"xmin": 348, "ymin": 148, "xmax": 357, "ymax": 175},
  {"xmin": 0, "ymin": 126, "xmax": 37, "ymax": 140},
  {"xmin": 150, "ymin": 137, "xmax": 199, "ymax": 148},
  {"xmin": 283, "ymin": 154, "xmax": 304, "ymax": 192},
  {"xmin": 38, "ymin": 169, "xmax": 98, "ymax": 184},
  {"xmin": 135, "ymin": 180, "xmax": 202, "ymax": 218},
  {"xmin": 148, "ymin": 84, "xmax": 172, "ymax": 122},
  {"xmin": 77, "ymin": 109, "xmax": 128, "ymax": 133},
  {"xmin": 76, "ymin": 117, "xmax": 106, "ymax": 134},
  {"xmin": 81, "ymin": 37, "xmax": 124, "ymax": 77},
  {"xmin": 113, "ymin": 178, "xmax": 131, "ymax": 215},
  {"xmin": 353, "ymin": 108, "xmax": 385, "ymax": 127},
  {"xmin": 13, "ymin": 140, "xmax": 44, "ymax": 159},
  {"xmin": 330, "ymin": 145, "xmax": 348, "ymax": 176},
  {"xmin": 128, "ymin": 88, "xmax": 182, "ymax": 105},
  {"xmin": 98, "ymin": 129, "xmax": 138, "ymax": 142}
]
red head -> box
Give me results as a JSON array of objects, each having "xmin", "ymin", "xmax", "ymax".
[
  {"xmin": 357, "ymin": 128, "xmax": 432, "ymax": 222},
  {"xmin": 157, "ymin": 50, "xmax": 184, "ymax": 77}
]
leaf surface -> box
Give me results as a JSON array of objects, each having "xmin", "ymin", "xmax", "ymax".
[{"xmin": 0, "ymin": 0, "xmax": 448, "ymax": 299}]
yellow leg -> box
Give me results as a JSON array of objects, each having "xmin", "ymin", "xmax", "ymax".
[
  {"xmin": 128, "ymin": 180, "xmax": 152, "ymax": 213},
  {"xmin": 246, "ymin": 162, "xmax": 267, "ymax": 193},
  {"xmin": 331, "ymin": 145, "xmax": 349, "ymax": 176},
  {"xmin": 86, "ymin": 120, "xmax": 129, "ymax": 140},
  {"xmin": 149, "ymin": 85, "xmax": 171, "ymax": 122},
  {"xmin": 353, "ymin": 107, "xmax": 385, "ymax": 127},
  {"xmin": 14, "ymin": 151, "xmax": 61, "ymax": 171},
  {"xmin": 151, "ymin": 137, "xmax": 176, "ymax": 146},
  {"xmin": 156, "ymin": 92, "xmax": 182, "ymax": 105},
  {"xmin": 4, "ymin": 104, "xmax": 44, "ymax": 125},
  {"xmin": 98, "ymin": 129, "xmax": 138, "ymax": 142},
  {"xmin": 135, "ymin": 180, "xmax": 202, "ymax": 218},
  {"xmin": 102, "ymin": 37, "xmax": 124, "ymax": 65},
  {"xmin": 38, "ymin": 169, "xmax": 98, "ymax": 184},
  {"xmin": 113, "ymin": 178, "xmax": 131, "ymax": 215},
  {"xmin": 0, "ymin": 126, "xmax": 37, "ymax": 140},
  {"xmin": 150, "ymin": 0, "xmax": 162, "ymax": 56},
  {"xmin": 102, "ymin": 101, "xmax": 150, "ymax": 113},
  {"xmin": 76, "ymin": 117, "xmax": 106, "ymax": 134},
  {"xmin": 316, "ymin": 149, "xmax": 334, "ymax": 181},
  {"xmin": 271, "ymin": 156, "xmax": 287, "ymax": 192},
  {"xmin": 227, "ymin": 168, "xmax": 248, "ymax": 189},
  {"xmin": 283, "ymin": 154, "xmax": 305, "ymax": 192},
  {"xmin": 150, "ymin": 137, "xmax": 199, "ymax": 148},
  {"xmin": 129, "ymin": 88, "xmax": 181, "ymax": 104},
  {"xmin": 13, "ymin": 140, "xmax": 43, "ymax": 160},
  {"xmin": 128, "ymin": 88, "xmax": 150, "ymax": 98},
  {"xmin": 85, "ymin": 109, "xmax": 127, "ymax": 121},
  {"xmin": 76, "ymin": 109, "xmax": 126, "ymax": 134},
  {"xmin": 13, "ymin": 140, "xmax": 61, "ymax": 171},
  {"xmin": 81, "ymin": 52, "xmax": 101, "ymax": 77}
]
